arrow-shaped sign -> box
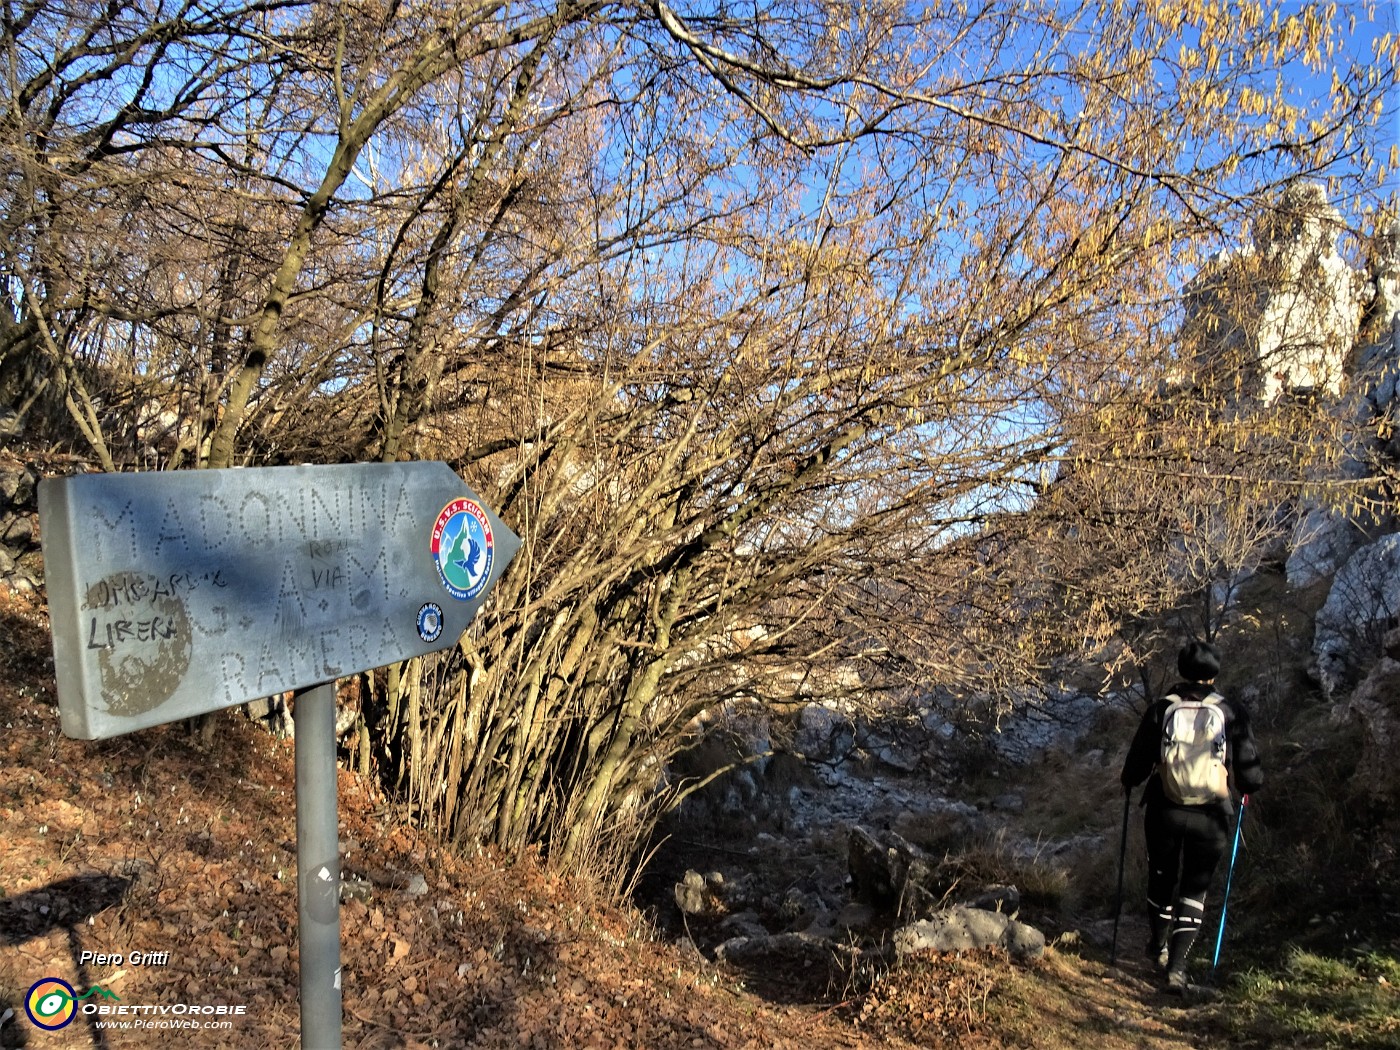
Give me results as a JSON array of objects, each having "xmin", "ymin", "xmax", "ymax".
[
  {"xmin": 39, "ymin": 462, "xmax": 519, "ymax": 740},
  {"xmin": 39, "ymin": 462, "xmax": 519, "ymax": 1050}
]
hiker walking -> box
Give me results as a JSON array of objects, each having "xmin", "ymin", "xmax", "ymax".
[{"xmin": 1120, "ymin": 641, "xmax": 1264, "ymax": 993}]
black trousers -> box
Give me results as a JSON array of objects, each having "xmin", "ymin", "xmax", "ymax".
[
  {"xmin": 1143, "ymin": 799, "xmax": 1230, "ymax": 970},
  {"xmin": 1144, "ymin": 800, "xmax": 1230, "ymax": 903}
]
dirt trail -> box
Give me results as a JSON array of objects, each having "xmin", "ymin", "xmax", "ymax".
[{"xmin": 1, "ymin": 591, "xmax": 1233, "ymax": 1049}]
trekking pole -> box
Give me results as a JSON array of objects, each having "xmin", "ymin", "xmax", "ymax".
[
  {"xmin": 1111, "ymin": 786, "xmax": 1131, "ymax": 966},
  {"xmin": 1212, "ymin": 793, "xmax": 1249, "ymax": 972}
]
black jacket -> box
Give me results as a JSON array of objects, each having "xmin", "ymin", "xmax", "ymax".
[{"xmin": 1120, "ymin": 681, "xmax": 1264, "ymax": 812}]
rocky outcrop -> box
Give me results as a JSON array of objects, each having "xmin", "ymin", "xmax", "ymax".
[
  {"xmin": 968, "ymin": 687, "xmax": 1106, "ymax": 766},
  {"xmin": 847, "ymin": 826, "xmax": 1025, "ymax": 926},
  {"xmin": 1173, "ymin": 192, "xmax": 1398, "ymax": 593},
  {"xmin": 847, "ymin": 826, "xmax": 930, "ymax": 916},
  {"xmin": 713, "ymin": 930, "xmax": 845, "ymax": 967},
  {"xmin": 1183, "ymin": 183, "xmax": 1371, "ymax": 406},
  {"xmin": 675, "ymin": 816, "xmax": 1049, "ymax": 978},
  {"xmin": 793, "ymin": 702, "xmax": 857, "ymax": 763},
  {"xmin": 1336, "ymin": 626, "xmax": 1400, "ymax": 804},
  {"xmin": 1250, "ymin": 183, "xmax": 1370, "ymax": 404},
  {"xmin": 893, "ymin": 905, "xmax": 1045, "ymax": 962},
  {"xmin": 1314, "ymin": 533, "xmax": 1400, "ymax": 697},
  {"xmin": 1287, "ymin": 507, "xmax": 1367, "ymax": 590},
  {"xmin": 674, "ymin": 869, "xmax": 729, "ymax": 917},
  {"xmin": 710, "ymin": 818, "xmax": 1039, "ymax": 924},
  {"xmin": 0, "ymin": 459, "xmax": 41, "ymax": 596},
  {"xmin": 1286, "ymin": 216, "xmax": 1400, "ymax": 589},
  {"xmin": 0, "ymin": 455, "xmax": 70, "ymax": 596}
]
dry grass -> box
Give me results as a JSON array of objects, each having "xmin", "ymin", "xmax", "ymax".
[{"xmin": 4, "ymin": 561, "xmax": 1399, "ymax": 1050}]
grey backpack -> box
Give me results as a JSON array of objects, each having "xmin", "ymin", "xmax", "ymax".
[{"xmin": 1158, "ymin": 692, "xmax": 1230, "ymax": 805}]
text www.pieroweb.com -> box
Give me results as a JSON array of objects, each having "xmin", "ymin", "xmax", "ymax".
[{"xmin": 86, "ymin": 1003, "xmax": 246, "ymax": 1031}]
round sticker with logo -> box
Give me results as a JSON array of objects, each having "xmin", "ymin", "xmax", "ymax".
[
  {"xmin": 430, "ymin": 498, "xmax": 494, "ymax": 602},
  {"xmin": 417, "ymin": 602, "xmax": 444, "ymax": 643}
]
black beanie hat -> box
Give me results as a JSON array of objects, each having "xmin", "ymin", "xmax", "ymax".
[{"xmin": 1178, "ymin": 641, "xmax": 1221, "ymax": 682}]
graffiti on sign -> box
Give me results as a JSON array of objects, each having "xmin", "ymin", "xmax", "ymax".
[{"xmin": 40, "ymin": 463, "xmax": 519, "ymax": 739}]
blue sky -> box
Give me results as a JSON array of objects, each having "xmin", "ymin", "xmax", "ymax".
[{"xmin": 1300, "ymin": 1, "xmax": 1399, "ymax": 203}]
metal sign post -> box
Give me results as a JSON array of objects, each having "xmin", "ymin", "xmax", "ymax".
[
  {"xmin": 295, "ymin": 682, "xmax": 342, "ymax": 1049},
  {"xmin": 38, "ymin": 463, "xmax": 519, "ymax": 1049}
]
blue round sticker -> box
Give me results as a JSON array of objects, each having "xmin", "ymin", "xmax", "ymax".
[{"xmin": 416, "ymin": 603, "xmax": 444, "ymax": 643}]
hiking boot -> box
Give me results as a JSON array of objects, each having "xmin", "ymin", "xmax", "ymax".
[
  {"xmin": 1164, "ymin": 896, "xmax": 1204, "ymax": 987},
  {"xmin": 1146, "ymin": 908, "xmax": 1172, "ymax": 972},
  {"xmin": 1145, "ymin": 939, "xmax": 1169, "ymax": 973}
]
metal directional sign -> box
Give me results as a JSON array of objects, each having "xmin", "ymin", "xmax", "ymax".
[
  {"xmin": 38, "ymin": 462, "xmax": 520, "ymax": 739},
  {"xmin": 40, "ymin": 462, "xmax": 520, "ymax": 1049}
]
